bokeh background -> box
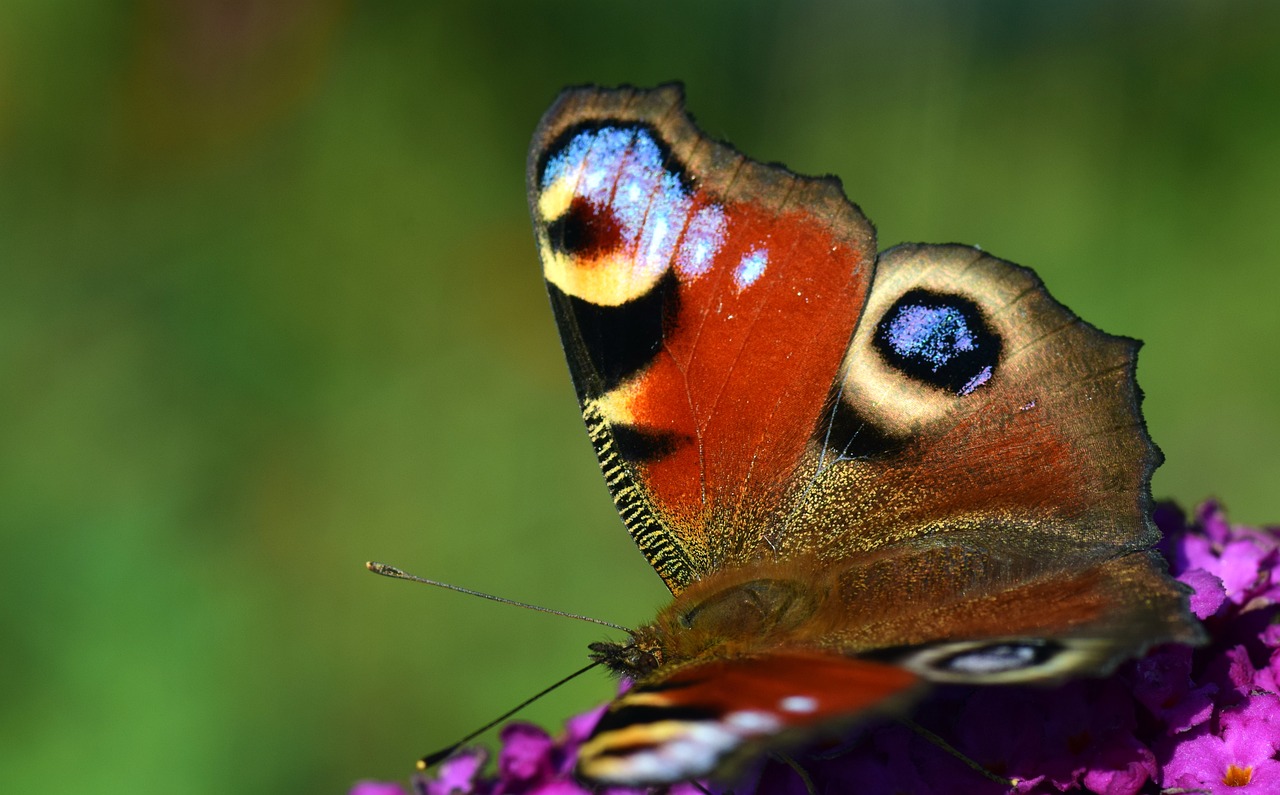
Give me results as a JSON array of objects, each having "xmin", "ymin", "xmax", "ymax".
[{"xmin": 4, "ymin": 2, "xmax": 1278, "ymax": 794}]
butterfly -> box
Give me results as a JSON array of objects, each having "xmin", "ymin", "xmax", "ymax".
[{"xmin": 525, "ymin": 83, "xmax": 1203, "ymax": 787}]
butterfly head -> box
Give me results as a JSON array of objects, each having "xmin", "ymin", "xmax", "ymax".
[{"xmin": 588, "ymin": 636, "xmax": 663, "ymax": 679}]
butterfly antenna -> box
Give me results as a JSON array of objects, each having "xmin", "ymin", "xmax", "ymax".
[
  {"xmin": 366, "ymin": 562, "xmax": 630, "ymax": 632},
  {"xmin": 417, "ymin": 660, "xmax": 601, "ymax": 770}
]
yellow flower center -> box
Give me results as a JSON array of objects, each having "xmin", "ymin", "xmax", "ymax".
[{"xmin": 1223, "ymin": 764, "xmax": 1253, "ymax": 787}]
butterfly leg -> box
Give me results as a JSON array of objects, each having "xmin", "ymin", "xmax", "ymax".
[
  {"xmin": 770, "ymin": 753, "xmax": 817, "ymax": 795},
  {"xmin": 898, "ymin": 716, "xmax": 1013, "ymax": 788}
]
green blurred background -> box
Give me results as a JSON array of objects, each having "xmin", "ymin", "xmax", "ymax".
[{"xmin": 3, "ymin": 2, "xmax": 1277, "ymax": 793}]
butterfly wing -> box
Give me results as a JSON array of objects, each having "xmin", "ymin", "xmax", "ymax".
[
  {"xmin": 577, "ymin": 650, "xmax": 919, "ymax": 786},
  {"xmin": 527, "ymin": 85, "xmax": 1202, "ymax": 787},
  {"xmin": 528, "ymin": 84, "xmax": 876, "ymax": 592},
  {"xmin": 772, "ymin": 243, "xmax": 1203, "ymax": 674},
  {"xmin": 791, "ymin": 243, "xmax": 1164, "ymax": 559}
]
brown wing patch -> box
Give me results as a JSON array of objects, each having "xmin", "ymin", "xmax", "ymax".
[{"xmin": 827, "ymin": 541, "xmax": 1202, "ymax": 677}]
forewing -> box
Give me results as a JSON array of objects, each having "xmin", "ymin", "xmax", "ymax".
[{"xmin": 528, "ymin": 85, "xmax": 876, "ymax": 592}]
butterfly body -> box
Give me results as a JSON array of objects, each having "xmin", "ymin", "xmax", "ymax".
[{"xmin": 526, "ymin": 84, "xmax": 1202, "ymax": 786}]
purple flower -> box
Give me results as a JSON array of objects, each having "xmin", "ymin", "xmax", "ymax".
[
  {"xmin": 496, "ymin": 723, "xmax": 557, "ymax": 783},
  {"xmin": 350, "ymin": 783, "xmax": 410, "ymax": 795},
  {"xmin": 1130, "ymin": 644, "xmax": 1217, "ymax": 733},
  {"xmin": 1161, "ymin": 693, "xmax": 1280, "ymax": 793},
  {"xmin": 1180, "ymin": 566, "xmax": 1229, "ymax": 619},
  {"xmin": 356, "ymin": 501, "xmax": 1280, "ymax": 795},
  {"xmin": 1164, "ymin": 502, "xmax": 1280, "ymax": 610},
  {"xmin": 423, "ymin": 748, "xmax": 485, "ymax": 795}
]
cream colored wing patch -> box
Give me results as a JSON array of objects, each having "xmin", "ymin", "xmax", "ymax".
[{"xmin": 836, "ymin": 244, "xmax": 1045, "ymax": 436}]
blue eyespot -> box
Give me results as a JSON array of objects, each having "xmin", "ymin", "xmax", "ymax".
[{"xmin": 872, "ymin": 289, "xmax": 1001, "ymax": 396}]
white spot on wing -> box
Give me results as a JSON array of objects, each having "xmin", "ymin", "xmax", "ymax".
[
  {"xmin": 675, "ymin": 204, "xmax": 726, "ymax": 279},
  {"xmin": 725, "ymin": 710, "xmax": 781, "ymax": 734},
  {"xmin": 622, "ymin": 751, "xmax": 670, "ymax": 782},
  {"xmin": 590, "ymin": 711, "xmax": 786, "ymax": 785},
  {"xmin": 734, "ymin": 247, "xmax": 768, "ymax": 289},
  {"xmin": 779, "ymin": 695, "xmax": 818, "ymax": 714}
]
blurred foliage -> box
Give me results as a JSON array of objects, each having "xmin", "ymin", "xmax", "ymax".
[{"xmin": 2, "ymin": 2, "xmax": 1277, "ymax": 794}]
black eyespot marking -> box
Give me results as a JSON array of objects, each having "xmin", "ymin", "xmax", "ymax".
[
  {"xmin": 549, "ymin": 271, "xmax": 678, "ymax": 398},
  {"xmin": 934, "ymin": 640, "xmax": 1063, "ymax": 674},
  {"xmin": 872, "ymin": 289, "xmax": 1002, "ymax": 396},
  {"xmin": 547, "ymin": 196, "xmax": 624, "ymax": 259},
  {"xmin": 594, "ymin": 741, "xmax": 664, "ymax": 759},
  {"xmin": 814, "ymin": 393, "xmax": 908, "ymax": 460},
  {"xmin": 612, "ymin": 424, "xmax": 685, "ymax": 463},
  {"xmin": 591, "ymin": 704, "xmax": 719, "ymax": 736}
]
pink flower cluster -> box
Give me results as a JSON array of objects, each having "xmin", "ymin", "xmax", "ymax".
[
  {"xmin": 353, "ymin": 502, "xmax": 1280, "ymax": 795},
  {"xmin": 350, "ymin": 709, "xmax": 706, "ymax": 795}
]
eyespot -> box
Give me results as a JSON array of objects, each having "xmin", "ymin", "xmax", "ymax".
[
  {"xmin": 934, "ymin": 641, "xmax": 1057, "ymax": 674},
  {"xmin": 820, "ymin": 245, "xmax": 1032, "ymax": 443},
  {"xmin": 535, "ymin": 122, "xmax": 696, "ymax": 308},
  {"xmin": 891, "ymin": 638, "xmax": 1110, "ymax": 684},
  {"xmin": 872, "ymin": 289, "xmax": 1001, "ymax": 396}
]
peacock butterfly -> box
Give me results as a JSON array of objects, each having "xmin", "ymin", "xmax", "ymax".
[{"xmin": 525, "ymin": 83, "xmax": 1203, "ymax": 787}]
